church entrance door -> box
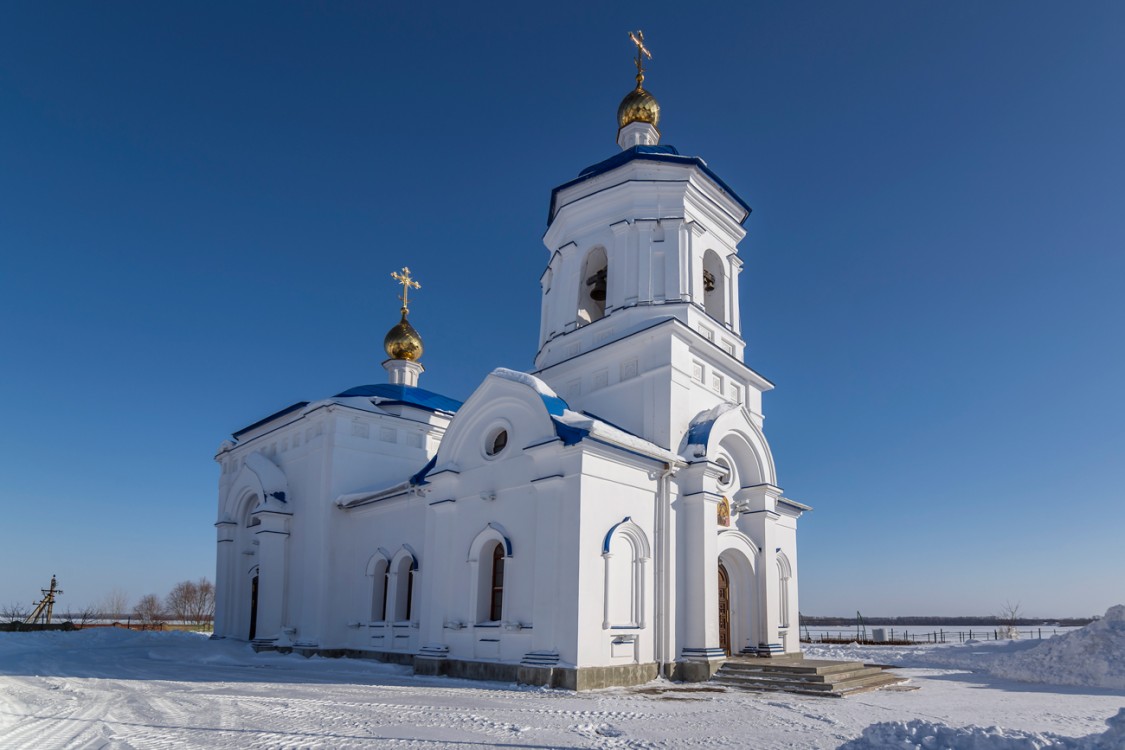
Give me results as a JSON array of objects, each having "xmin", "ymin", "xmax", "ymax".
[
  {"xmin": 248, "ymin": 574, "xmax": 259, "ymax": 640},
  {"xmin": 718, "ymin": 562, "xmax": 731, "ymax": 656}
]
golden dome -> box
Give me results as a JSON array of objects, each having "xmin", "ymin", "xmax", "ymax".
[
  {"xmin": 383, "ymin": 312, "xmax": 423, "ymax": 361},
  {"xmin": 617, "ymin": 85, "xmax": 660, "ymax": 130}
]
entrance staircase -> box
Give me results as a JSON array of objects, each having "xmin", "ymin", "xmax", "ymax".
[{"xmin": 711, "ymin": 654, "xmax": 906, "ymax": 697}]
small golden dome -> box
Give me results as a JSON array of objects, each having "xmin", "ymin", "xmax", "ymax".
[
  {"xmin": 383, "ymin": 312, "xmax": 423, "ymax": 361},
  {"xmin": 617, "ymin": 85, "xmax": 660, "ymax": 130}
]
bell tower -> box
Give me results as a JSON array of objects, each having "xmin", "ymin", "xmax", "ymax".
[{"xmin": 532, "ymin": 34, "xmax": 772, "ymax": 451}]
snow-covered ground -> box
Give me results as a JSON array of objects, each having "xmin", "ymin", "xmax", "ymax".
[{"xmin": 0, "ymin": 611, "xmax": 1122, "ymax": 749}]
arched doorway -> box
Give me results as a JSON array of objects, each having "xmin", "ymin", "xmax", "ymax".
[{"xmin": 718, "ymin": 562, "xmax": 731, "ymax": 656}]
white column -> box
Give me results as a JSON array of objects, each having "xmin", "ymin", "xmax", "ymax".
[
  {"xmin": 679, "ymin": 464, "xmax": 724, "ymax": 664},
  {"xmin": 728, "ymin": 253, "xmax": 744, "ymax": 337},
  {"xmin": 681, "ymin": 221, "xmax": 707, "ymax": 303},
  {"xmin": 214, "ymin": 520, "xmax": 237, "ymax": 637},
  {"xmin": 607, "ymin": 218, "xmax": 634, "ymax": 312},
  {"xmin": 738, "ymin": 484, "xmax": 783, "ymax": 656}
]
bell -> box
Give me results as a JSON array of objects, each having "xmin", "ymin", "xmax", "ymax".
[
  {"xmin": 586, "ymin": 268, "xmax": 607, "ymax": 302},
  {"xmin": 703, "ymin": 270, "xmax": 716, "ymax": 293}
]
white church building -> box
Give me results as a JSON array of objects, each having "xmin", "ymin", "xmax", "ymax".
[{"xmin": 213, "ymin": 42, "xmax": 808, "ymax": 690}]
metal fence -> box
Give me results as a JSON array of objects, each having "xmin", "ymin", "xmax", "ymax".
[{"xmin": 801, "ymin": 627, "xmax": 1064, "ymax": 645}]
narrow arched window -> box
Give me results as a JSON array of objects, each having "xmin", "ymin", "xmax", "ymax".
[
  {"xmin": 702, "ymin": 249, "xmax": 727, "ymax": 325},
  {"xmin": 370, "ymin": 559, "xmax": 389, "ymax": 622},
  {"xmin": 489, "ymin": 543, "xmax": 505, "ymax": 622},
  {"xmin": 577, "ymin": 247, "xmax": 608, "ymax": 325},
  {"xmin": 382, "ymin": 568, "xmax": 390, "ymax": 620},
  {"xmin": 777, "ymin": 558, "xmax": 791, "ymax": 628},
  {"xmin": 393, "ymin": 555, "xmax": 414, "ymax": 622},
  {"xmin": 405, "ymin": 569, "xmax": 414, "ymax": 621}
]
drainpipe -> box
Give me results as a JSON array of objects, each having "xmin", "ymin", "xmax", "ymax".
[{"xmin": 654, "ymin": 462, "xmax": 676, "ymax": 679}]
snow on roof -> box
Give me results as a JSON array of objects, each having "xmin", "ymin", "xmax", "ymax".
[
  {"xmin": 685, "ymin": 402, "xmax": 740, "ymax": 457},
  {"xmin": 490, "ymin": 368, "xmax": 681, "ymax": 464}
]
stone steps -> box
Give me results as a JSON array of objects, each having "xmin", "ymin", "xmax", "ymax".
[{"xmin": 711, "ymin": 656, "xmax": 906, "ymax": 697}]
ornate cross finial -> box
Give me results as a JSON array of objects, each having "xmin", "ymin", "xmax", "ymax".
[
  {"xmin": 629, "ymin": 30, "xmax": 652, "ymax": 88},
  {"xmin": 390, "ymin": 266, "xmax": 421, "ymax": 313}
]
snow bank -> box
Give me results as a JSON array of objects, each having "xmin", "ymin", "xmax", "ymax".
[
  {"xmin": 838, "ymin": 709, "xmax": 1125, "ymax": 750},
  {"xmin": 989, "ymin": 605, "xmax": 1125, "ymax": 690},
  {"xmin": 806, "ymin": 606, "xmax": 1125, "ymax": 691}
]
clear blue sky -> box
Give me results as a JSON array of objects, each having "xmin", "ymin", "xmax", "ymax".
[{"xmin": 2, "ymin": 2, "xmax": 1122, "ymax": 618}]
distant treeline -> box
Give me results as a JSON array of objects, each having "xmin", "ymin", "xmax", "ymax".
[{"xmin": 799, "ymin": 615, "xmax": 1096, "ymax": 627}]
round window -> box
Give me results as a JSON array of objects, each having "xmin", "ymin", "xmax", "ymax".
[
  {"xmin": 485, "ymin": 427, "xmax": 509, "ymax": 457},
  {"xmin": 716, "ymin": 457, "xmax": 733, "ymax": 489}
]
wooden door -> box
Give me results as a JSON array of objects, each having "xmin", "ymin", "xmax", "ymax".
[{"xmin": 718, "ymin": 562, "xmax": 731, "ymax": 656}]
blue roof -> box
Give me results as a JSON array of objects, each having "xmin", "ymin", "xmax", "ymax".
[
  {"xmin": 334, "ymin": 383, "xmax": 463, "ymax": 414},
  {"xmin": 686, "ymin": 417, "xmax": 717, "ymax": 448},
  {"xmin": 232, "ymin": 401, "xmax": 310, "ymax": 439},
  {"xmin": 548, "ymin": 145, "xmax": 752, "ymax": 226},
  {"xmin": 409, "ymin": 454, "xmax": 438, "ymax": 486}
]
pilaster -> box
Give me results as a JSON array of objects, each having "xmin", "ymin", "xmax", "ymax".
[
  {"xmin": 251, "ymin": 509, "xmax": 291, "ymax": 643},
  {"xmin": 678, "ymin": 459, "xmax": 727, "ymax": 664},
  {"xmin": 214, "ymin": 520, "xmax": 237, "ymax": 637},
  {"xmin": 737, "ymin": 483, "xmax": 783, "ymax": 656},
  {"xmin": 682, "ymin": 221, "xmax": 707, "ymax": 303}
]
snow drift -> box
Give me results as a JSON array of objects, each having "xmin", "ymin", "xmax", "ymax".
[
  {"xmin": 988, "ymin": 605, "xmax": 1125, "ymax": 690},
  {"xmin": 838, "ymin": 708, "xmax": 1125, "ymax": 750}
]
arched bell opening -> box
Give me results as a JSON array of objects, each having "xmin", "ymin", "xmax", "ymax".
[
  {"xmin": 702, "ymin": 249, "xmax": 727, "ymax": 326},
  {"xmin": 577, "ymin": 247, "xmax": 608, "ymax": 325}
]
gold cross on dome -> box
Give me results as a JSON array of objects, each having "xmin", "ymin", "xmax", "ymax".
[
  {"xmin": 391, "ymin": 266, "xmax": 421, "ymax": 312},
  {"xmin": 629, "ymin": 30, "xmax": 652, "ymax": 86}
]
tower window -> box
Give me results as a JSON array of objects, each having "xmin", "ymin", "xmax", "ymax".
[
  {"xmin": 577, "ymin": 247, "xmax": 608, "ymax": 325},
  {"xmin": 702, "ymin": 250, "xmax": 727, "ymax": 325}
]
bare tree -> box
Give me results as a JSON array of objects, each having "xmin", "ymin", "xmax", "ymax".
[
  {"xmin": 60, "ymin": 605, "xmax": 98, "ymax": 628},
  {"xmin": 165, "ymin": 581, "xmax": 196, "ymax": 625},
  {"xmin": 101, "ymin": 588, "xmax": 129, "ymax": 621},
  {"xmin": 998, "ymin": 600, "xmax": 1022, "ymax": 639},
  {"xmin": 191, "ymin": 578, "xmax": 215, "ymax": 627},
  {"xmin": 166, "ymin": 578, "xmax": 216, "ymax": 628},
  {"xmin": 1, "ymin": 602, "xmax": 28, "ymax": 622},
  {"xmin": 133, "ymin": 594, "xmax": 164, "ymax": 629}
]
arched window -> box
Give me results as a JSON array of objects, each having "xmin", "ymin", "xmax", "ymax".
[
  {"xmin": 577, "ymin": 247, "xmax": 608, "ymax": 325},
  {"xmin": 489, "ymin": 543, "xmax": 505, "ymax": 622},
  {"xmin": 393, "ymin": 554, "xmax": 415, "ymax": 622},
  {"xmin": 369, "ymin": 557, "xmax": 391, "ymax": 620},
  {"xmin": 702, "ymin": 249, "xmax": 727, "ymax": 325},
  {"xmin": 777, "ymin": 555, "xmax": 791, "ymax": 628},
  {"xmin": 601, "ymin": 518, "xmax": 650, "ymax": 629},
  {"xmin": 469, "ymin": 525, "xmax": 512, "ymax": 624}
]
